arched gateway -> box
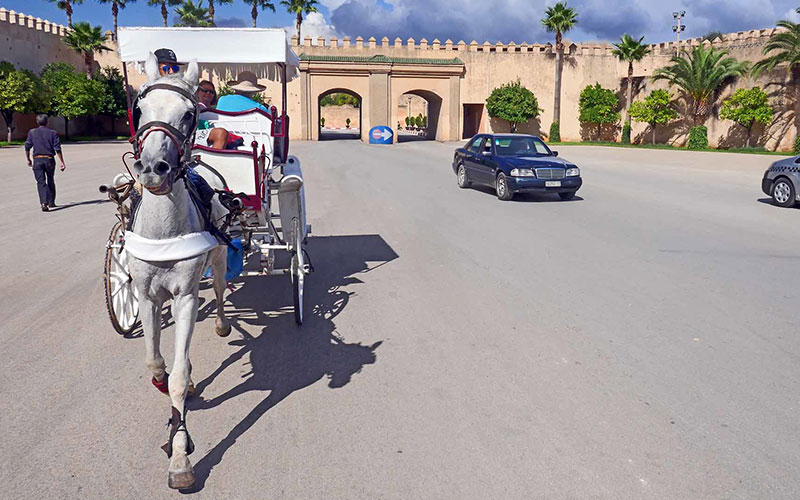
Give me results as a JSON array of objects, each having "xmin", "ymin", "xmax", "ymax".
[{"xmin": 298, "ymin": 54, "xmax": 464, "ymax": 142}]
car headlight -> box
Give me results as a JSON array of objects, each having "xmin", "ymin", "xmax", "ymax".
[
  {"xmin": 510, "ymin": 168, "xmax": 535, "ymax": 177},
  {"xmin": 566, "ymin": 167, "xmax": 580, "ymax": 177}
]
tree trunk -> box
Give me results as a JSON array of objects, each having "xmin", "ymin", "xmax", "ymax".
[
  {"xmin": 84, "ymin": 52, "xmax": 93, "ymax": 75},
  {"xmin": 510, "ymin": 122, "xmax": 516, "ymax": 133},
  {"xmin": 64, "ymin": 117, "xmax": 69, "ymax": 139},
  {"xmin": 251, "ymin": 2, "xmax": 258, "ymax": 28},
  {"xmin": 208, "ymin": 0, "xmax": 215, "ymax": 24},
  {"xmin": 553, "ymin": 31, "xmax": 563, "ymax": 126},
  {"xmin": 794, "ymin": 69, "xmax": 800, "ymax": 148},
  {"xmin": 296, "ymin": 13, "xmax": 302, "ymax": 39},
  {"xmin": 652, "ymin": 123, "xmax": 656, "ymax": 144},
  {"xmin": 745, "ymin": 123, "xmax": 752, "ymax": 148},
  {"xmin": 626, "ymin": 62, "xmax": 634, "ymax": 121},
  {"xmin": 2, "ymin": 110, "xmax": 12, "ymax": 143},
  {"xmin": 66, "ymin": 1, "xmax": 73, "ymax": 27},
  {"xmin": 161, "ymin": 1, "xmax": 168, "ymax": 27},
  {"xmin": 597, "ymin": 122, "xmax": 601, "ymax": 141},
  {"xmin": 112, "ymin": 1, "xmax": 119, "ymax": 41}
]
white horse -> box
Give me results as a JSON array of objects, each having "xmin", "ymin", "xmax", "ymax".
[{"xmin": 127, "ymin": 53, "xmax": 231, "ymax": 489}]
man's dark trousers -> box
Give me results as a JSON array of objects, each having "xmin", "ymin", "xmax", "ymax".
[{"xmin": 32, "ymin": 157, "xmax": 56, "ymax": 206}]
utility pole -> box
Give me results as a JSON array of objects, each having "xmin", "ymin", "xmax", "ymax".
[{"xmin": 672, "ymin": 11, "xmax": 686, "ymax": 55}]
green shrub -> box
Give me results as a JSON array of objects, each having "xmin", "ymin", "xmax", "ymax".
[
  {"xmin": 486, "ymin": 79, "xmax": 541, "ymax": 133},
  {"xmin": 688, "ymin": 126, "xmax": 708, "ymax": 150},
  {"xmin": 549, "ymin": 121, "xmax": 560, "ymax": 142},
  {"xmin": 621, "ymin": 122, "xmax": 631, "ymax": 144},
  {"xmin": 320, "ymin": 117, "xmax": 325, "ymax": 127},
  {"xmin": 794, "ymin": 136, "xmax": 800, "ymax": 154},
  {"xmin": 345, "ymin": 118, "xmax": 351, "ymax": 128}
]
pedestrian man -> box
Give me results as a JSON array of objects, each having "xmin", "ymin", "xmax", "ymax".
[{"xmin": 24, "ymin": 114, "xmax": 66, "ymax": 212}]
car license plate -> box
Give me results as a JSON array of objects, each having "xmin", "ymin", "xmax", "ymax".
[{"xmin": 546, "ymin": 181, "xmax": 561, "ymax": 187}]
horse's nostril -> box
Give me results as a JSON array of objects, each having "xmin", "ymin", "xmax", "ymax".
[
  {"xmin": 133, "ymin": 160, "xmax": 144, "ymax": 172},
  {"xmin": 154, "ymin": 161, "xmax": 170, "ymax": 176}
]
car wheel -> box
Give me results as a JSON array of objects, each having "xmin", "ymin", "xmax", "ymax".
[
  {"xmin": 457, "ymin": 163, "xmax": 471, "ymax": 188},
  {"xmin": 496, "ymin": 173, "xmax": 513, "ymax": 201},
  {"xmin": 772, "ymin": 178, "xmax": 796, "ymax": 207},
  {"xmin": 558, "ymin": 191, "xmax": 576, "ymax": 201}
]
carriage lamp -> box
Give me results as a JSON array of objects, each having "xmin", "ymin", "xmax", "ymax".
[
  {"xmin": 510, "ymin": 168, "xmax": 536, "ymax": 177},
  {"xmin": 566, "ymin": 167, "xmax": 580, "ymax": 177}
]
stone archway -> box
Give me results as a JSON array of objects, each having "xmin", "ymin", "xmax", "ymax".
[
  {"xmin": 298, "ymin": 54, "xmax": 464, "ymax": 143},
  {"xmin": 318, "ymin": 88, "xmax": 362, "ymax": 140},
  {"xmin": 397, "ymin": 90, "xmax": 442, "ymax": 142}
]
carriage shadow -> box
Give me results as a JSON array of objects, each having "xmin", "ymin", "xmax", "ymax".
[{"xmin": 181, "ymin": 234, "xmax": 398, "ymax": 492}]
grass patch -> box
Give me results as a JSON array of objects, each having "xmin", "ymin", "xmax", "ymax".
[
  {"xmin": 548, "ymin": 141, "xmax": 791, "ymax": 156},
  {"xmin": 0, "ymin": 140, "xmax": 25, "ymax": 147}
]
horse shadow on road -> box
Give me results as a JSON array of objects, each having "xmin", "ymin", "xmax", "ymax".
[{"xmin": 182, "ymin": 234, "xmax": 398, "ymax": 492}]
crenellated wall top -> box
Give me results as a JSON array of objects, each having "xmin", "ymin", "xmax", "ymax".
[
  {"xmin": 290, "ymin": 27, "xmax": 781, "ymax": 57},
  {"xmin": 0, "ymin": 7, "xmax": 71, "ymax": 36}
]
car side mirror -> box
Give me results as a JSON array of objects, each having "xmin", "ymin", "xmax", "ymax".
[
  {"xmin": 481, "ymin": 150, "xmax": 492, "ymax": 156},
  {"xmin": 551, "ymin": 151, "xmax": 559, "ymax": 157}
]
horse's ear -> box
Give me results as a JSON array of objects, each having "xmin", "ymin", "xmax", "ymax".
[
  {"xmin": 145, "ymin": 52, "xmax": 159, "ymax": 82},
  {"xmin": 183, "ymin": 59, "xmax": 199, "ymax": 89}
]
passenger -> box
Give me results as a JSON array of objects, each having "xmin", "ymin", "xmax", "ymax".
[
  {"xmin": 216, "ymin": 71, "xmax": 269, "ymax": 113},
  {"xmin": 195, "ymin": 80, "xmax": 243, "ymax": 150},
  {"xmin": 196, "ymin": 80, "xmax": 217, "ymax": 109}
]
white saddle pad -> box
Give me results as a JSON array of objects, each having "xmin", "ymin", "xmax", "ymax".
[{"xmin": 125, "ymin": 231, "xmax": 218, "ymax": 262}]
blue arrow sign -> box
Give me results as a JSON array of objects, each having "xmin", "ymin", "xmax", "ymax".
[{"xmin": 369, "ymin": 126, "xmax": 394, "ymax": 144}]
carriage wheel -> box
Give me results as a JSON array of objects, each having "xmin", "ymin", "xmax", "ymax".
[
  {"xmin": 104, "ymin": 221, "xmax": 139, "ymax": 335},
  {"xmin": 290, "ymin": 218, "xmax": 305, "ymax": 325}
]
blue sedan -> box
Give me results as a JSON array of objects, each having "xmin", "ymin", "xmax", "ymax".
[{"xmin": 452, "ymin": 134, "xmax": 582, "ymax": 201}]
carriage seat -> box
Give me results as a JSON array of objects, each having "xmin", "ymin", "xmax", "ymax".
[{"xmin": 195, "ymin": 108, "xmax": 274, "ymax": 155}]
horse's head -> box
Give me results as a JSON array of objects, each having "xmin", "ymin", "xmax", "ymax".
[{"xmin": 132, "ymin": 52, "xmax": 200, "ymax": 194}]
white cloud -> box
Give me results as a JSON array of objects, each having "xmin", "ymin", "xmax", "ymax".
[
  {"xmin": 783, "ymin": 7, "xmax": 800, "ymax": 22},
  {"xmin": 284, "ymin": 11, "xmax": 341, "ymax": 42}
]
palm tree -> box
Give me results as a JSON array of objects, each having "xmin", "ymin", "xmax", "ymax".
[
  {"xmin": 752, "ymin": 16, "xmax": 800, "ymax": 138},
  {"xmin": 207, "ymin": 0, "xmax": 232, "ymax": 25},
  {"xmin": 541, "ymin": 1, "xmax": 577, "ymax": 129},
  {"xmin": 63, "ymin": 22, "xmax": 111, "ymax": 74},
  {"xmin": 653, "ymin": 45, "xmax": 749, "ymax": 125},
  {"xmin": 96, "ymin": 0, "xmax": 136, "ymax": 41},
  {"xmin": 174, "ymin": 0, "xmax": 213, "ymax": 26},
  {"xmin": 148, "ymin": 0, "xmax": 182, "ymax": 27},
  {"xmin": 244, "ymin": 0, "xmax": 275, "ymax": 28},
  {"xmin": 612, "ymin": 34, "xmax": 651, "ymax": 123},
  {"xmin": 280, "ymin": 0, "xmax": 317, "ymax": 39},
  {"xmin": 47, "ymin": 0, "xmax": 84, "ymax": 27}
]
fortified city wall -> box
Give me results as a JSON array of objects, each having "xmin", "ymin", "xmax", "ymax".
[{"xmin": 1, "ymin": 6, "xmax": 794, "ymax": 150}]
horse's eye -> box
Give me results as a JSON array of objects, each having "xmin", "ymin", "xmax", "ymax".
[{"xmin": 183, "ymin": 111, "xmax": 193, "ymax": 122}]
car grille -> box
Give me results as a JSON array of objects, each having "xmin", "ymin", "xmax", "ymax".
[{"xmin": 535, "ymin": 168, "xmax": 565, "ymax": 180}]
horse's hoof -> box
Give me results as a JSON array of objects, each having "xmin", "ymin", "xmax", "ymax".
[
  {"xmin": 152, "ymin": 373, "xmax": 169, "ymax": 395},
  {"xmin": 215, "ymin": 319, "xmax": 231, "ymax": 337},
  {"xmin": 168, "ymin": 455, "xmax": 195, "ymax": 489},
  {"xmin": 168, "ymin": 468, "xmax": 195, "ymax": 489}
]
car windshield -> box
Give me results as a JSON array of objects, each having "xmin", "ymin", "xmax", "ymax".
[{"xmin": 493, "ymin": 137, "xmax": 552, "ymax": 157}]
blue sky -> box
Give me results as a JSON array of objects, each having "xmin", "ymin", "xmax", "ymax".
[{"xmin": 3, "ymin": 0, "xmax": 798, "ymax": 44}]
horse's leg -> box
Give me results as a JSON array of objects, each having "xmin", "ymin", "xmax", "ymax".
[
  {"xmin": 166, "ymin": 292, "xmax": 199, "ymax": 489},
  {"xmin": 212, "ymin": 246, "xmax": 231, "ymax": 337},
  {"xmin": 141, "ymin": 297, "xmax": 167, "ymax": 391}
]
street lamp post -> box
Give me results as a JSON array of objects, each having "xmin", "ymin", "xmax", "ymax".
[{"xmin": 672, "ymin": 11, "xmax": 686, "ymax": 55}]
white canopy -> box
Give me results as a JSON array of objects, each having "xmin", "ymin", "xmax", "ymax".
[{"xmin": 117, "ymin": 27, "xmax": 300, "ymax": 81}]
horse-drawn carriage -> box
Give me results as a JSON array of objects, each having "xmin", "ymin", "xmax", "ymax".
[
  {"xmin": 102, "ymin": 27, "xmax": 311, "ymax": 337},
  {"xmin": 99, "ymin": 27, "xmax": 312, "ymax": 489}
]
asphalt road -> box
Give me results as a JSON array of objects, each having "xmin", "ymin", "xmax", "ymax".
[{"xmin": 1, "ymin": 140, "xmax": 799, "ymax": 499}]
